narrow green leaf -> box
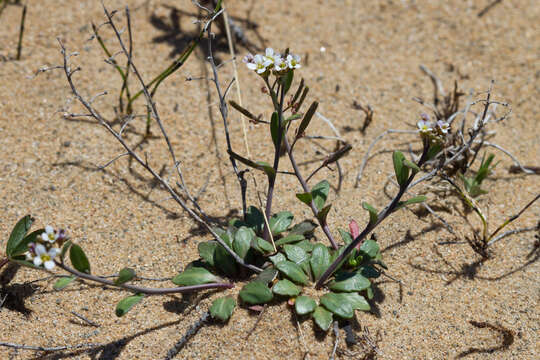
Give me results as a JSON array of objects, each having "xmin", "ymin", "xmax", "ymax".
[
  {"xmin": 269, "ymin": 211, "xmax": 294, "ymax": 235},
  {"xmin": 239, "ymin": 281, "xmax": 273, "ymax": 305},
  {"xmin": 362, "ymin": 202, "xmax": 378, "ymax": 225},
  {"xmin": 426, "ymin": 142, "xmax": 442, "ymax": 161},
  {"xmin": 338, "ymin": 229, "xmax": 353, "ymax": 245},
  {"xmin": 257, "ymin": 237, "xmax": 275, "ymax": 253},
  {"xmin": 291, "ymin": 78, "xmax": 304, "ymax": 105},
  {"xmin": 6, "ymin": 215, "xmax": 33, "ymax": 257},
  {"xmin": 270, "ymin": 111, "xmax": 280, "ymax": 149},
  {"xmin": 295, "ymin": 192, "xmax": 313, "ymax": 207},
  {"xmin": 272, "ymin": 279, "xmax": 300, "ymax": 296},
  {"xmin": 210, "ymin": 296, "xmax": 236, "ymax": 322},
  {"xmin": 316, "ymin": 204, "xmax": 332, "ymax": 225},
  {"xmin": 53, "ymin": 276, "xmax": 75, "ymax": 291},
  {"xmin": 229, "ymin": 100, "xmax": 260, "ymax": 123},
  {"xmin": 340, "ymin": 292, "xmax": 370, "ymax": 311},
  {"xmin": 322, "ymin": 143, "xmax": 353, "ymax": 166},
  {"xmin": 329, "ymin": 271, "xmax": 371, "ymax": 292},
  {"xmin": 69, "ymin": 244, "xmax": 91, "ymax": 274},
  {"xmin": 392, "ymin": 151, "xmax": 409, "ymax": 186},
  {"xmin": 282, "ymin": 69, "xmax": 294, "ymax": 95},
  {"xmin": 115, "ymin": 268, "xmax": 136, "ymax": 285},
  {"xmin": 10, "ymin": 229, "xmax": 43, "ymax": 258},
  {"xmin": 60, "ymin": 239, "xmax": 72, "ymax": 263},
  {"xmin": 397, "ymin": 195, "xmax": 427, "ymax": 209},
  {"xmin": 296, "ymin": 101, "xmax": 318, "ymax": 140},
  {"xmin": 313, "ymin": 306, "xmax": 333, "ymax": 331},
  {"xmin": 198, "ymin": 241, "xmax": 217, "ymax": 266},
  {"xmin": 115, "ymin": 294, "xmax": 144, "ymax": 317},
  {"xmin": 320, "ymin": 292, "xmax": 354, "ymax": 319},
  {"xmin": 171, "ymin": 267, "xmax": 220, "ymax": 286},
  {"xmin": 276, "ymin": 261, "xmax": 308, "ymax": 285},
  {"xmin": 255, "ymin": 161, "xmax": 277, "ymax": 178},
  {"xmin": 311, "ymin": 180, "xmax": 330, "ymax": 211},
  {"xmin": 296, "ymin": 86, "xmax": 309, "ymax": 112},
  {"xmin": 275, "ymin": 234, "xmax": 304, "ymax": 246},
  {"xmin": 295, "ymin": 295, "xmax": 317, "ymax": 315},
  {"xmin": 227, "ymin": 150, "xmax": 275, "ymax": 178},
  {"xmin": 233, "ymin": 227, "xmax": 254, "ymax": 259},
  {"xmin": 310, "ymin": 244, "xmax": 331, "ymax": 280},
  {"xmin": 403, "ymin": 159, "xmax": 420, "ymax": 172}
]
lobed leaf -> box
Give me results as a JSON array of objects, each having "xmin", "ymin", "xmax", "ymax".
[
  {"xmin": 276, "ymin": 260, "xmax": 308, "ymax": 285},
  {"xmin": 320, "ymin": 292, "xmax": 353, "ymax": 319},
  {"xmin": 295, "ymin": 295, "xmax": 317, "ymax": 315},
  {"xmin": 313, "ymin": 306, "xmax": 333, "ymax": 331},
  {"xmin": 272, "ymin": 279, "xmax": 300, "ymax": 297},
  {"xmin": 269, "ymin": 211, "xmax": 294, "ymax": 235}
]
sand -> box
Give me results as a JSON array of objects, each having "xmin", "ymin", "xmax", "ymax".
[{"xmin": 0, "ymin": 0, "xmax": 538, "ymax": 359}]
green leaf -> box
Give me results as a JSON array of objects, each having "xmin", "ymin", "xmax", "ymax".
[
  {"xmin": 397, "ymin": 195, "xmax": 427, "ymax": 209},
  {"xmin": 272, "ymin": 279, "xmax": 300, "ymax": 296},
  {"xmin": 295, "ymin": 101, "xmax": 318, "ymax": 140},
  {"xmin": 329, "ymin": 271, "xmax": 371, "ymax": 292},
  {"xmin": 313, "ymin": 306, "xmax": 333, "ymax": 331},
  {"xmin": 282, "ymin": 69, "xmax": 294, "ymax": 95},
  {"xmin": 291, "ymin": 78, "xmax": 305, "ymax": 106},
  {"xmin": 310, "ymin": 244, "xmax": 331, "ymax": 280},
  {"xmin": 214, "ymin": 244, "xmax": 237, "ymax": 276},
  {"xmin": 316, "ymin": 204, "xmax": 332, "ymax": 225},
  {"xmin": 53, "ymin": 276, "xmax": 75, "ymax": 290},
  {"xmin": 257, "ymin": 237, "xmax": 275, "ymax": 253},
  {"xmin": 171, "ymin": 267, "xmax": 220, "ymax": 286},
  {"xmin": 60, "ymin": 239, "xmax": 72, "ymax": 263},
  {"xmin": 295, "ymin": 192, "xmax": 313, "ymax": 207},
  {"xmin": 426, "ymin": 142, "xmax": 442, "ymax": 161},
  {"xmin": 295, "ymin": 295, "xmax": 317, "ymax": 315},
  {"xmin": 227, "ymin": 150, "xmax": 275, "ymax": 178},
  {"xmin": 6, "ymin": 215, "xmax": 33, "ymax": 258},
  {"xmin": 276, "ymin": 261, "xmax": 308, "ymax": 285},
  {"xmin": 246, "ymin": 206, "xmax": 265, "ymax": 233},
  {"xmin": 359, "ymin": 240, "xmax": 380, "ymax": 259},
  {"xmin": 234, "ymin": 227, "xmax": 254, "ymax": 259},
  {"xmin": 360, "ymin": 265, "xmax": 380, "ymax": 278},
  {"xmin": 198, "ymin": 241, "xmax": 217, "ymax": 266},
  {"xmin": 288, "ymin": 221, "xmax": 317, "ymax": 236},
  {"xmin": 340, "ymin": 292, "xmax": 370, "ymax": 311},
  {"xmin": 115, "ymin": 294, "xmax": 144, "ymax": 317},
  {"xmin": 69, "ymin": 244, "xmax": 91, "ymax": 274},
  {"xmin": 283, "ymin": 244, "xmax": 309, "ymax": 265},
  {"xmin": 270, "ymin": 111, "xmax": 280, "ymax": 149},
  {"xmin": 115, "ymin": 268, "xmax": 136, "ymax": 285},
  {"xmin": 338, "ymin": 229, "xmax": 353, "ymax": 245},
  {"xmin": 311, "ymin": 180, "xmax": 330, "ymax": 211},
  {"xmin": 275, "ymin": 234, "xmax": 304, "ymax": 246},
  {"xmin": 320, "ymin": 292, "xmax": 353, "ymax": 319},
  {"xmin": 295, "ymin": 240, "xmax": 315, "ymax": 253},
  {"xmin": 362, "ymin": 202, "xmax": 378, "ymax": 225},
  {"xmin": 269, "ymin": 252, "xmax": 287, "ymax": 266},
  {"xmin": 229, "ymin": 100, "xmax": 260, "ymax": 123},
  {"xmin": 403, "ymin": 159, "xmax": 420, "ymax": 172},
  {"xmin": 392, "ymin": 151, "xmax": 409, "ymax": 186},
  {"xmin": 210, "ymin": 296, "xmax": 236, "ymax": 322},
  {"xmin": 10, "ymin": 229, "xmax": 43, "ymax": 258},
  {"xmin": 269, "ymin": 211, "xmax": 294, "ymax": 235},
  {"xmin": 255, "ymin": 267, "xmax": 279, "ymax": 284},
  {"xmin": 239, "ymin": 281, "xmax": 273, "ymax": 305},
  {"xmin": 366, "ymin": 286, "xmax": 374, "ymax": 300}
]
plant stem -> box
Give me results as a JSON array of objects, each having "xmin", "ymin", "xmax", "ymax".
[
  {"xmin": 55, "ymin": 261, "xmax": 234, "ymax": 295},
  {"xmin": 15, "ymin": 4, "xmax": 26, "ymax": 60},
  {"xmin": 316, "ymin": 142, "xmax": 431, "ymax": 288},
  {"xmin": 282, "ymin": 135, "xmax": 338, "ymax": 249}
]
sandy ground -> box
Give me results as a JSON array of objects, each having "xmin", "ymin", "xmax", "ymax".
[{"xmin": 0, "ymin": 0, "xmax": 539, "ymax": 359}]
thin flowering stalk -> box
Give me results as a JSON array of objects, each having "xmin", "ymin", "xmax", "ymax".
[{"xmin": 55, "ymin": 261, "xmax": 234, "ymax": 295}]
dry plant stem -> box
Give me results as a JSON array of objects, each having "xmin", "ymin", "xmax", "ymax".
[
  {"xmin": 473, "ymin": 140, "xmax": 534, "ymax": 174},
  {"xmin": 0, "ymin": 342, "xmax": 103, "ymax": 352},
  {"xmin": 15, "ymin": 4, "xmax": 26, "ymax": 60},
  {"xmin": 71, "ymin": 311, "xmax": 100, "ymax": 327},
  {"xmin": 58, "ymin": 36, "xmax": 261, "ymax": 274},
  {"xmin": 316, "ymin": 141, "xmax": 430, "ymax": 288},
  {"xmin": 165, "ymin": 311, "xmax": 210, "ymax": 360},
  {"xmin": 283, "ymin": 135, "xmax": 338, "ymax": 249},
  {"xmin": 487, "ymin": 194, "xmax": 540, "ymax": 244},
  {"xmin": 206, "ymin": 17, "xmax": 248, "ymax": 218},
  {"xmin": 55, "ymin": 261, "xmax": 233, "ymax": 295},
  {"xmin": 487, "ymin": 225, "xmax": 539, "ymax": 247}
]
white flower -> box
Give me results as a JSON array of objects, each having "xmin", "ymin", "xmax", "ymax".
[
  {"xmin": 246, "ymin": 54, "xmax": 272, "ymax": 74},
  {"xmin": 286, "ymin": 54, "xmax": 301, "ymax": 69},
  {"xmin": 33, "ymin": 244, "xmax": 58, "ymax": 270},
  {"xmin": 242, "ymin": 53, "xmax": 254, "ymax": 64},
  {"xmin": 41, "ymin": 225, "xmax": 57, "ymax": 244},
  {"xmin": 263, "ymin": 47, "xmax": 281, "ymax": 65},
  {"xmin": 417, "ymin": 120, "xmax": 433, "ymax": 134},
  {"xmin": 436, "ymin": 120, "xmax": 450, "ymax": 134},
  {"xmin": 273, "ymin": 57, "xmax": 289, "ymax": 72}
]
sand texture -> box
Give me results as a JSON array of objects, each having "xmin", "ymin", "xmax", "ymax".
[{"xmin": 0, "ymin": 0, "xmax": 539, "ymax": 359}]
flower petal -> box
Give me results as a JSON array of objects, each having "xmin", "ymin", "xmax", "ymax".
[{"xmin": 44, "ymin": 260, "xmax": 55, "ymax": 270}]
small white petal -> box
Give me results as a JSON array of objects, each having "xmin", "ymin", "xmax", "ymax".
[
  {"xmin": 45, "ymin": 225, "xmax": 54, "ymax": 234},
  {"xmin": 265, "ymin": 48, "xmax": 274, "ymax": 57},
  {"xmin": 26, "ymin": 252, "xmax": 33, "ymax": 261},
  {"xmin": 44, "ymin": 260, "xmax": 55, "ymax": 270},
  {"xmin": 41, "ymin": 233, "xmax": 49, "ymax": 242},
  {"xmin": 49, "ymin": 247, "xmax": 60, "ymax": 258},
  {"xmin": 246, "ymin": 63, "xmax": 257, "ymax": 70},
  {"xmin": 34, "ymin": 256, "xmax": 43, "ymax": 266},
  {"xmin": 35, "ymin": 244, "xmax": 47, "ymax": 256}
]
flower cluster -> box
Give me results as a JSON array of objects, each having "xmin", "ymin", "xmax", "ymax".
[
  {"xmin": 243, "ymin": 48, "xmax": 301, "ymax": 77},
  {"xmin": 25, "ymin": 226, "xmax": 66, "ymax": 270},
  {"xmin": 417, "ymin": 113, "xmax": 450, "ymax": 142}
]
